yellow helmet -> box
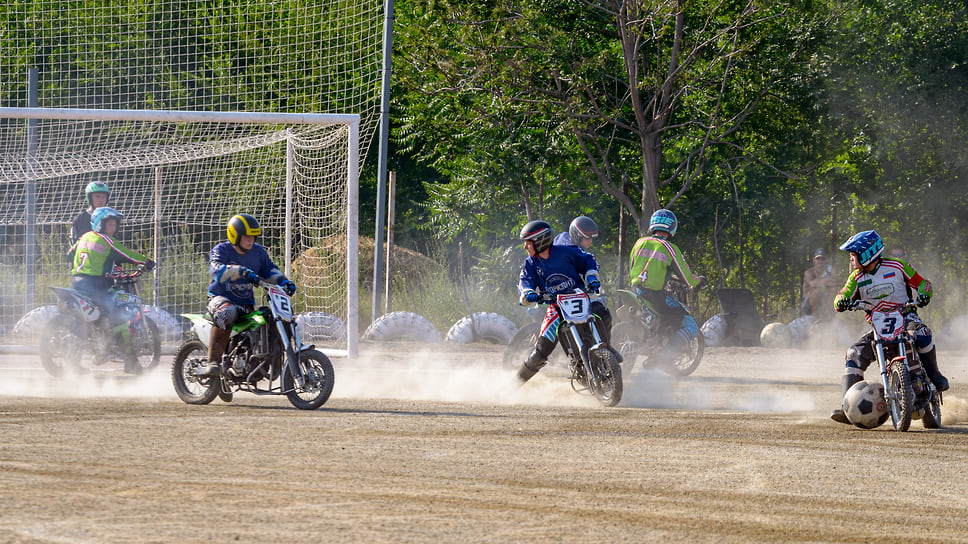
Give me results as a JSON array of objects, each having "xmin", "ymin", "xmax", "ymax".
[{"xmin": 226, "ymin": 214, "xmax": 261, "ymax": 245}]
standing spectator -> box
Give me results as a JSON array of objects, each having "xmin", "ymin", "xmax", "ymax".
[{"xmin": 801, "ymin": 248, "xmax": 840, "ymax": 322}]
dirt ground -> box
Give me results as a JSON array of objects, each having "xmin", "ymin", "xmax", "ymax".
[{"xmin": 3, "ymin": 340, "xmax": 968, "ymax": 543}]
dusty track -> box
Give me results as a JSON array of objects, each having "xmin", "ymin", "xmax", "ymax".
[{"xmin": 2, "ymin": 342, "xmax": 968, "ymax": 543}]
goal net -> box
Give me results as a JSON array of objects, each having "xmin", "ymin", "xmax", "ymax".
[
  {"xmin": 0, "ymin": 0, "xmax": 388, "ymax": 357},
  {"xmin": 0, "ymin": 108, "xmax": 359, "ymax": 356}
]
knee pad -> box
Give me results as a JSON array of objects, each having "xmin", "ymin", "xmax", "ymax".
[{"xmin": 209, "ymin": 300, "xmax": 241, "ymax": 331}]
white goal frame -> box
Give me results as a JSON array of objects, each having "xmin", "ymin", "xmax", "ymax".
[{"xmin": 0, "ymin": 107, "xmax": 360, "ymax": 358}]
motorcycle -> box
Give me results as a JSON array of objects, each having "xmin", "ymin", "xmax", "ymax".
[
  {"xmin": 524, "ymin": 289, "xmax": 623, "ymax": 407},
  {"xmin": 610, "ymin": 276, "xmax": 704, "ymax": 376},
  {"xmin": 848, "ymin": 300, "xmax": 941, "ymax": 431},
  {"xmin": 39, "ymin": 266, "xmax": 161, "ymax": 376},
  {"xmin": 171, "ymin": 280, "xmax": 335, "ymax": 410}
]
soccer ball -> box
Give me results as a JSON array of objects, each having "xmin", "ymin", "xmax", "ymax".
[
  {"xmin": 842, "ymin": 381, "xmax": 889, "ymax": 429},
  {"xmin": 759, "ymin": 322, "xmax": 792, "ymax": 348}
]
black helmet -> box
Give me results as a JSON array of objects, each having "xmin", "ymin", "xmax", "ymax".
[
  {"xmin": 227, "ymin": 214, "xmax": 261, "ymax": 245},
  {"xmin": 568, "ymin": 216, "xmax": 598, "ymax": 244},
  {"xmin": 519, "ymin": 220, "xmax": 553, "ymax": 254}
]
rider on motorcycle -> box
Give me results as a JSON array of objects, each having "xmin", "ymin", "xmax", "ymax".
[
  {"xmin": 515, "ymin": 220, "xmax": 614, "ymax": 385},
  {"xmin": 205, "ymin": 213, "xmax": 297, "ymax": 376},
  {"xmin": 830, "ymin": 230, "xmax": 948, "ymax": 424},
  {"xmin": 627, "ymin": 209, "xmax": 706, "ymax": 365},
  {"xmin": 69, "ymin": 206, "xmax": 156, "ymax": 374},
  {"xmin": 553, "ymin": 216, "xmax": 598, "ymax": 251}
]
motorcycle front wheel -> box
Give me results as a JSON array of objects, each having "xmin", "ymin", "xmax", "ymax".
[
  {"xmin": 171, "ymin": 340, "xmax": 220, "ymax": 405},
  {"xmin": 38, "ymin": 313, "xmax": 88, "ymax": 376},
  {"xmin": 129, "ymin": 316, "xmax": 162, "ymax": 373},
  {"xmin": 887, "ymin": 363, "xmax": 914, "ymax": 432},
  {"xmin": 589, "ymin": 348, "xmax": 623, "ymax": 407},
  {"xmin": 610, "ymin": 322, "xmax": 642, "ymax": 371},
  {"xmin": 283, "ymin": 349, "xmax": 335, "ymax": 410}
]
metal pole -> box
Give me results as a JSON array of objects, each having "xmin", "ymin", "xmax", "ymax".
[
  {"xmin": 154, "ymin": 166, "xmax": 162, "ymax": 307},
  {"xmin": 285, "ymin": 135, "xmax": 293, "ymax": 276},
  {"xmin": 25, "ymin": 68, "xmax": 38, "ymax": 312},
  {"xmin": 372, "ymin": 0, "xmax": 394, "ymax": 322},
  {"xmin": 384, "ymin": 171, "xmax": 396, "ymax": 313}
]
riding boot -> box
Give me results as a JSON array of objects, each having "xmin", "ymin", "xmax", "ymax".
[
  {"xmin": 831, "ymin": 374, "xmax": 863, "ymax": 424},
  {"xmin": 920, "ymin": 347, "xmax": 949, "ymax": 392},
  {"xmin": 516, "ymin": 349, "xmax": 547, "ymax": 385},
  {"xmin": 208, "ymin": 326, "xmax": 232, "ymax": 375}
]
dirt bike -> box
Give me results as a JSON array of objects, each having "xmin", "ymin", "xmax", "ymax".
[
  {"xmin": 39, "ymin": 266, "xmax": 161, "ymax": 376},
  {"xmin": 848, "ymin": 300, "xmax": 941, "ymax": 431},
  {"xmin": 522, "ymin": 289, "xmax": 622, "ymax": 407},
  {"xmin": 172, "ymin": 280, "xmax": 335, "ymax": 410},
  {"xmin": 611, "ymin": 276, "xmax": 704, "ymax": 376}
]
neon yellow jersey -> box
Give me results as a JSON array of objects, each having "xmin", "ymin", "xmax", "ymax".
[
  {"xmin": 628, "ymin": 236, "xmax": 702, "ymax": 291},
  {"xmin": 70, "ymin": 230, "xmax": 150, "ymax": 277}
]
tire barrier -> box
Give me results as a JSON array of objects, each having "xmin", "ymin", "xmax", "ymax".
[
  {"xmin": 296, "ymin": 312, "xmax": 348, "ymax": 342},
  {"xmin": 13, "ymin": 305, "xmax": 59, "ymax": 337},
  {"xmin": 700, "ymin": 313, "xmax": 729, "ymax": 347},
  {"xmin": 444, "ymin": 312, "xmax": 518, "ymax": 344},
  {"xmin": 361, "ymin": 311, "xmax": 442, "ymax": 343}
]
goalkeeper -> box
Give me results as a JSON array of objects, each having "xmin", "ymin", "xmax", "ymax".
[{"xmin": 205, "ymin": 213, "xmax": 296, "ymax": 376}]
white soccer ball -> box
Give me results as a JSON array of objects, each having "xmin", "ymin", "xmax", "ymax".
[
  {"xmin": 842, "ymin": 381, "xmax": 889, "ymax": 429},
  {"xmin": 759, "ymin": 322, "xmax": 792, "ymax": 348}
]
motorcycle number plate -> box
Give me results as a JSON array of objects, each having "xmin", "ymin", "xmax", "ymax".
[
  {"xmin": 556, "ymin": 292, "xmax": 591, "ymax": 323},
  {"xmin": 870, "ymin": 309, "xmax": 904, "ymax": 341},
  {"xmin": 267, "ymin": 284, "xmax": 294, "ymax": 320}
]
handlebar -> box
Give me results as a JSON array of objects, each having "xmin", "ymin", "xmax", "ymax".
[
  {"xmin": 848, "ymin": 300, "xmax": 918, "ymax": 313},
  {"xmin": 107, "ymin": 264, "xmax": 151, "ymax": 281},
  {"xmin": 534, "ymin": 289, "xmax": 603, "ymax": 305}
]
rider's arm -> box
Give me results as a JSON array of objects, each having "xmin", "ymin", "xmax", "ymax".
[
  {"xmin": 98, "ymin": 233, "xmax": 150, "ymax": 268},
  {"xmin": 833, "ymin": 270, "xmax": 860, "ymax": 311},
  {"xmin": 667, "ymin": 242, "xmax": 702, "ymax": 289},
  {"xmin": 209, "ymin": 244, "xmax": 252, "ymax": 284},
  {"xmin": 517, "ymin": 260, "xmax": 540, "ymax": 303},
  {"xmin": 900, "ymin": 261, "xmax": 932, "ymax": 300}
]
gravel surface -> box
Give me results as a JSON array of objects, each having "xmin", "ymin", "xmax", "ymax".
[{"xmin": 2, "ymin": 342, "xmax": 968, "ymax": 543}]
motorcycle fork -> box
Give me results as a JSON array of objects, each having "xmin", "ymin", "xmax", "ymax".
[
  {"xmin": 276, "ymin": 319, "xmax": 303, "ymax": 388},
  {"xmin": 568, "ymin": 323, "xmax": 601, "ymax": 391}
]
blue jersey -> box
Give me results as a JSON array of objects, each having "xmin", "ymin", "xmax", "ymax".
[
  {"xmin": 208, "ymin": 241, "xmax": 284, "ymax": 306},
  {"xmin": 518, "ymin": 244, "xmax": 600, "ymax": 296},
  {"xmin": 553, "ymin": 231, "xmax": 575, "ymax": 246}
]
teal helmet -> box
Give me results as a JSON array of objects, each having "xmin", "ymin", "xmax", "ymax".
[
  {"xmin": 90, "ymin": 207, "xmax": 123, "ymax": 234},
  {"xmin": 649, "ymin": 209, "xmax": 678, "ymax": 237},
  {"xmin": 839, "ymin": 230, "xmax": 884, "ymax": 267}
]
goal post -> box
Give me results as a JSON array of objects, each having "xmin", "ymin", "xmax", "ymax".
[{"xmin": 0, "ymin": 107, "xmax": 359, "ymax": 358}]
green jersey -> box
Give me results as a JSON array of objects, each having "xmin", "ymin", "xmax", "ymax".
[
  {"xmin": 628, "ymin": 235, "xmax": 702, "ymax": 291},
  {"xmin": 70, "ymin": 230, "xmax": 150, "ymax": 277}
]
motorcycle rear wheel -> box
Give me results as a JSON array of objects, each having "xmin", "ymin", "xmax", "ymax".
[
  {"xmin": 171, "ymin": 340, "xmax": 220, "ymax": 405},
  {"xmin": 283, "ymin": 349, "xmax": 335, "ymax": 410},
  {"xmin": 669, "ymin": 333, "xmax": 705, "ymax": 377},
  {"xmin": 922, "ymin": 392, "xmax": 942, "ymax": 429},
  {"xmin": 38, "ymin": 314, "xmax": 87, "ymax": 376},
  {"xmin": 887, "ymin": 364, "xmax": 914, "ymax": 432},
  {"xmin": 589, "ymin": 348, "xmax": 623, "ymax": 407}
]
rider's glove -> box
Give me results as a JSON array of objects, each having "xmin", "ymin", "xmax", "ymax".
[
  {"xmin": 280, "ymin": 278, "xmax": 296, "ymax": 296},
  {"xmin": 520, "ymin": 289, "xmax": 540, "ymax": 305},
  {"xmin": 696, "ymin": 276, "xmax": 707, "ymax": 289},
  {"xmin": 917, "ymin": 292, "xmax": 931, "ymax": 307},
  {"xmin": 240, "ymin": 267, "xmax": 260, "ymax": 284},
  {"xmin": 835, "ymin": 297, "xmax": 852, "ymax": 312},
  {"xmin": 587, "ymin": 279, "xmax": 601, "ymax": 293},
  {"xmin": 144, "ymin": 259, "xmax": 156, "ymax": 271}
]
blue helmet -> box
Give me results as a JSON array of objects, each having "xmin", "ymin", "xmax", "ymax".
[
  {"xmin": 839, "ymin": 230, "xmax": 884, "ymax": 267},
  {"xmin": 90, "ymin": 207, "xmax": 123, "ymax": 234},
  {"xmin": 649, "ymin": 209, "xmax": 678, "ymax": 237}
]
